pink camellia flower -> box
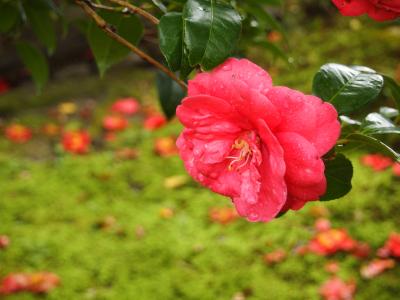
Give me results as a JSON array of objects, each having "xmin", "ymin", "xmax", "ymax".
[
  {"xmin": 0, "ymin": 235, "xmax": 10, "ymax": 249},
  {"xmin": 111, "ymin": 98, "xmax": 140, "ymax": 115},
  {"xmin": 360, "ymin": 154, "xmax": 393, "ymax": 171},
  {"xmin": 319, "ymin": 277, "xmax": 356, "ymax": 300},
  {"xmin": 176, "ymin": 58, "xmax": 340, "ymax": 222},
  {"xmin": 332, "ymin": 0, "xmax": 400, "ymax": 21}
]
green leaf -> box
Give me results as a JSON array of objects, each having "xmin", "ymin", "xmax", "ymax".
[
  {"xmin": 312, "ymin": 63, "xmax": 384, "ymax": 114},
  {"xmin": 156, "ymin": 71, "xmax": 186, "ymax": 119},
  {"xmin": 24, "ymin": 2, "xmax": 57, "ymax": 54},
  {"xmin": 16, "ymin": 42, "xmax": 49, "ymax": 92},
  {"xmin": 347, "ymin": 133, "xmax": 400, "ymax": 162},
  {"xmin": 379, "ymin": 106, "xmax": 398, "ymax": 119},
  {"xmin": 158, "ymin": 12, "xmax": 183, "ymax": 72},
  {"xmin": 0, "ymin": 3, "xmax": 20, "ymax": 33},
  {"xmin": 382, "ymin": 75, "xmax": 400, "ymax": 110},
  {"xmin": 321, "ymin": 154, "xmax": 353, "ymax": 201},
  {"xmin": 183, "ymin": 0, "xmax": 241, "ymax": 70},
  {"xmin": 361, "ymin": 112, "xmax": 400, "ymax": 135},
  {"xmin": 87, "ymin": 12, "xmax": 143, "ymax": 77}
]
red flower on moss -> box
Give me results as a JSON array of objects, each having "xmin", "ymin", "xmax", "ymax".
[
  {"xmin": 62, "ymin": 130, "xmax": 91, "ymax": 154},
  {"xmin": 176, "ymin": 58, "xmax": 340, "ymax": 222},
  {"xmin": 361, "ymin": 259, "xmax": 395, "ymax": 279},
  {"xmin": 378, "ymin": 233, "xmax": 400, "ymax": 258},
  {"xmin": 111, "ymin": 98, "xmax": 140, "ymax": 115},
  {"xmin": 0, "ymin": 78, "xmax": 10, "ymax": 95},
  {"xmin": 5, "ymin": 124, "xmax": 32, "ymax": 143},
  {"xmin": 0, "ymin": 272, "xmax": 59, "ymax": 295},
  {"xmin": 263, "ymin": 249, "xmax": 287, "ymax": 265},
  {"xmin": 102, "ymin": 115, "xmax": 128, "ymax": 131},
  {"xmin": 209, "ymin": 207, "xmax": 239, "ymax": 225},
  {"xmin": 332, "ymin": 0, "xmax": 400, "ymax": 21},
  {"xmin": 0, "ymin": 235, "xmax": 10, "ymax": 249},
  {"xmin": 308, "ymin": 229, "xmax": 356, "ymax": 256},
  {"xmin": 144, "ymin": 114, "xmax": 167, "ymax": 131},
  {"xmin": 360, "ymin": 154, "xmax": 393, "ymax": 171},
  {"xmin": 319, "ymin": 277, "xmax": 356, "ymax": 300},
  {"xmin": 393, "ymin": 163, "xmax": 400, "ymax": 176},
  {"xmin": 154, "ymin": 136, "xmax": 179, "ymax": 157}
]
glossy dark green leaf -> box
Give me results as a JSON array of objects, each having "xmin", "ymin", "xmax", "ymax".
[
  {"xmin": 0, "ymin": 3, "xmax": 20, "ymax": 33},
  {"xmin": 87, "ymin": 12, "xmax": 143, "ymax": 77},
  {"xmin": 312, "ymin": 63, "xmax": 384, "ymax": 114},
  {"xmin": 347, "ymin": 133, "xmax": 400, "ymax": 162},
  {"xmin": 156, "ymin": 71, "xmax": 186, "ymax": 119},
  {"xmin": 16, "ymin": 42, "xmax": 49, "ymax": 92},
  {"xmin": 361, "ymin": 112, "xmax": 400, "ymax": 135},
  {"xmin": 24, "ymin": 2, "xmax": 56, "ymax": 54},
  {"xmin": 321, "ymin": 154, "xmax": 353, "ymax": 201},
  {"xmin": 382, "ymin": 75, "xmax": 400, "ymax": 110},
  {"xmin": 183, "ymin": 0, "xmax": 241, "ymax": 70},
  {"xmin": 158, "ymin": 12, "xmax": 183, "ymax": 72}
]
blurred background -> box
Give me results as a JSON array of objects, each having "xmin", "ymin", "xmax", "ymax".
[{"xmin": 0, "ymin": 0, "xmax": 400, "ymax": 299}]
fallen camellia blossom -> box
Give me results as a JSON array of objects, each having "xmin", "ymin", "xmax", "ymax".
[
  {"xmin": 41, "ymin": 123, "xmax": 60, "ymax": 137},
  {"xmin": 308, "ymin": 229, "xmax": 356, "ymax": 256},
  {"xmin": 159, "ymin": 207, "xmax": 174, "ymax": 219},
  {"xmin": 315, "ymin": 218, "xmax": 332, "ymax": 232},
  {"xmin": 377, "ymin": 233, "xmax": 400, "ymax": 258},
  {"xmin": 319, "ymin": 277, "xmax": 356, "ymax": 300},
  {"xmin": 5, "ymin": 124, "xmax": 32, "ymax": 143},
  {"xmin": 115, "ymin": 148, "xmax": 139, "ymax": 160},
  {"xmin": 393, "ymin": 163, "xmax": 400, "ymax": 177},
  {"xmin": 0, "ymin": 272, "xmax": 59, "ymax": 295},
  {"xmin": 360, "ymin": 259, "xmax": 395, "ymax": 279},
  {"xmin": 154, "ymin": 136, "xmax": 179, "ymax": 157},
  {"xmin": 102, "ymin": 115, "xmax": 128, "ymax": 131},
  {"xmin": 62, "ymin": 130, "xmax": 91, "ymax": 154},
  {"xmin": 111, "ymin": 98, "xmax": 140, "ymax": 115},
  {"xmin": 176, "ymin": 58, "xmax": 340, "ymax": 222},
  {"xmin": 209, "ymin": 207, "xmax": 239, "ymax": 225},
  {"xmin": 351, "ymin": 242, "xmax": 371, "ymax": 259},
  {"xmin": 0, "ymin": 235, "xmax": 10, "ymax": 249},
  {"xmin": 263, "ymin": 249, "xmax": 287, "ymax": 265},
  {"xmin": 360, "ymin": 154, "xmax": 393, "ymax": 171},
  {"xmin": 325, "ymin": 261, "xmax": 340, "ymax": 274},
  {"xmin": 0, "ymin": 78, "xmax": 10, "ymax": 94},
  {"xmin": 332, "ymin": 0, "xmax": 400, "ymax": 22},
  {"xmin": 144, "ymin": 114, "xmax": 167, "ymax": 131}
]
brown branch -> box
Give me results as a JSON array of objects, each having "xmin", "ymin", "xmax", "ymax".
[
  {"xmin": 89, "ymin": 2, "xmax": 123, "ymax": 12},
  {"xmin": 104, "ymin": 0, "xmax": 160, "ymax": 25},
  {"xmin": 75, "ymin": 0, "xmax": 187, "ymax": 90}
]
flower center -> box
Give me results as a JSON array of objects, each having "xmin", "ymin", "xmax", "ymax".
[{"xmin": 226, "ymin": 132, "xmax": 261, "ymax": 171}]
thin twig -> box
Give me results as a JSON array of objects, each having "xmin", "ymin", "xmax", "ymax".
[
  {"xmin": 89, "ymin": 2, "xmax": 123, "ymax": 12},
  {"xmin": 75, "ymin": 0, "xmax": 187, "ymax": 90},
  {"xmin": 105, "ymin": 0, "xmax": 160, "ymax": 25}
]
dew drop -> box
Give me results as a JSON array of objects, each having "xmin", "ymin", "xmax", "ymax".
[{"xmin": 248, "ymin": 212, "xmax": 259, "ymax": 221}]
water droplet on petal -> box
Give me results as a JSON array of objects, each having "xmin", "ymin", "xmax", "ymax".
[
  {"xmin": 222, "ymin": 64, "xmax": 232, "ymax": 71},
  {"xmin": 248, "ymin": 212, "xmax": 259, "ymax": 221}
]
